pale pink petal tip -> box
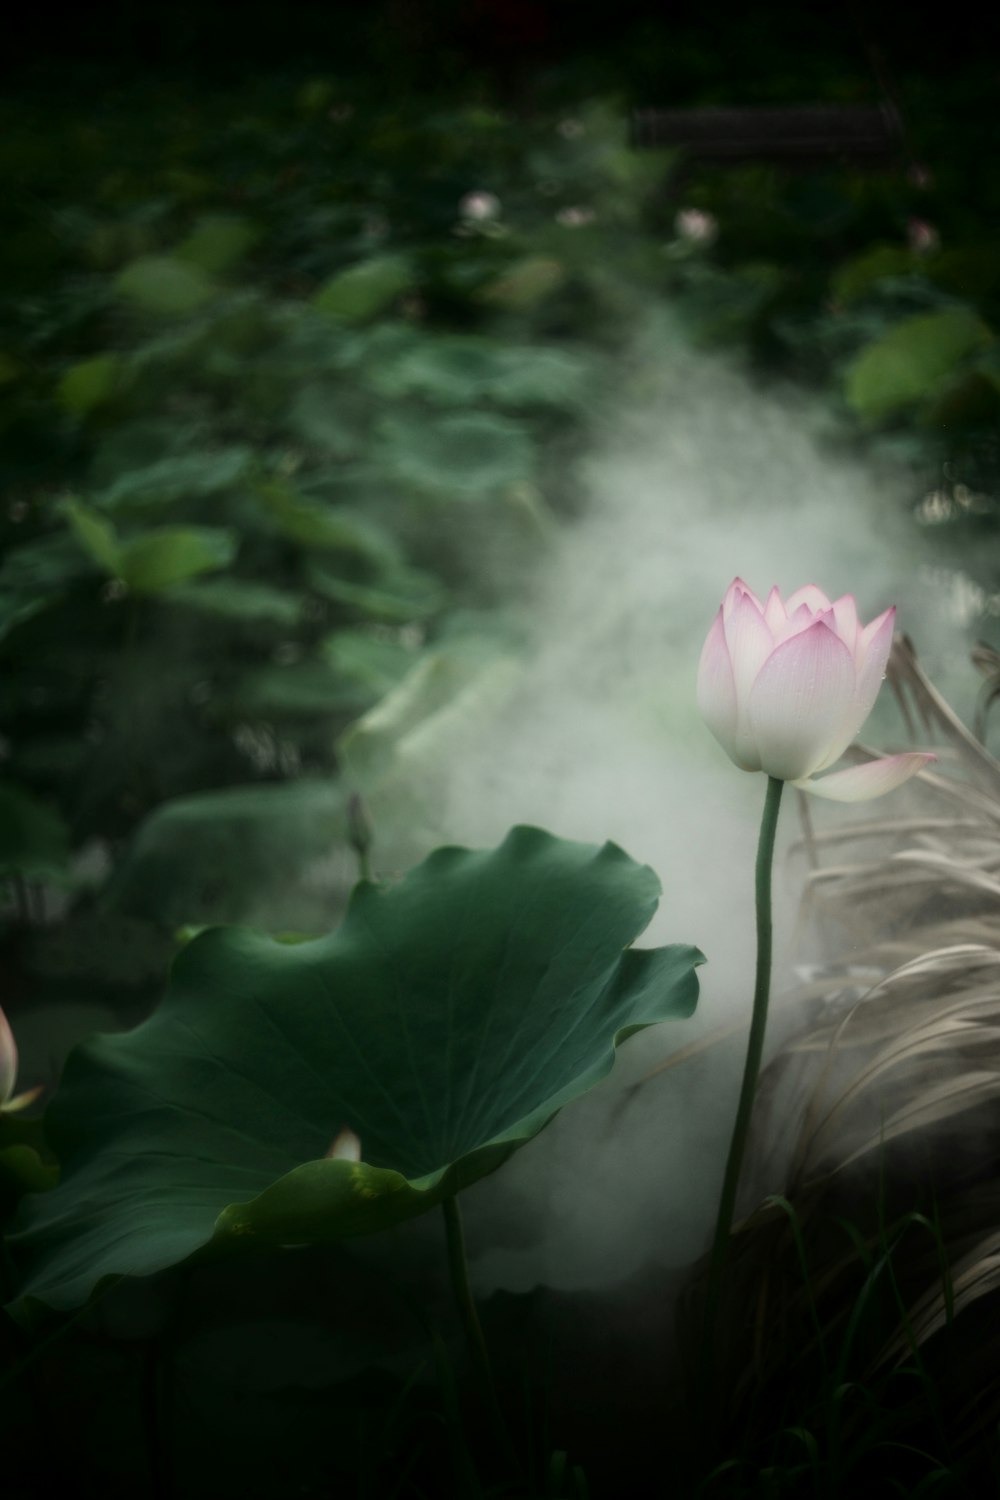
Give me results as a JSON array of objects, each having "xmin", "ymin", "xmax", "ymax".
[
  {"xmin": 794, "ymin": 752, "xmax": 936, "ymax": 803},
  {"xmin": 763, "ymin": 586, "xmax": 786, "ymax": 632},
  {"xmin": 784, "ymin": 583, "xmax": 833, "ymax": 615},
  {"xmin": 724, "ymin": 577, "xmax": 763, "ymax": 617}
]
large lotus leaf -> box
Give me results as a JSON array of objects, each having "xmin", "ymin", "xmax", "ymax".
[{"xmin": 10, "ymin": 827, "xmax": 702, "ymax": 1311}]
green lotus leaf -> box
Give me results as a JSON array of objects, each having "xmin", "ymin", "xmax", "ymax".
[
  {"xmin": 845, "ymin": 308, "xmax": 994, "ymax": 422},
  {"xmin": 116, "ymin": 255, "xmax": 217, "ymax": 317},
  {"xmin": 102, "ymin": 780, "xmax": 348, "ymax": 926},
  {"xmin": 63, "ymin": 501, "xmax": 237, "ymax": 593},
  {"xmin": 114, "ymin": 526, "xmax": 237, "ymax": 593},
  {"xmin": 9, "ymin": 826, "xmax": 702, "ymax": 1311},
  {"xmin": 162, "ymin": 578, "xmax": 303, "ymax": 626},
  {"xmin": 375, "ymin": 411, "xmax": 534, "ymax": 499},
  {"xmin": 57, "ymin": 354, "xmax": 122, "ymax": 416},
  {"xmin": 314, "ymin": 255, "xmax": 413, "ymax": 323},
  {"xmin": 174, "ymin": 214, "xmax": 259, "ymax": 276}
]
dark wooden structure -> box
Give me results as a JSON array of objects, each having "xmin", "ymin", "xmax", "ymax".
[{"xmin": 631, "ymin": 103, "xmax": 904, "ymax": 169}]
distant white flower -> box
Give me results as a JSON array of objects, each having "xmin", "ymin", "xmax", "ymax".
[
  {"xmin": 458, "ymin": 191, "xmax": 501, "ymax": 222},
  {"xmin": 556, "ymin": 205, "xmax": 596, "ymax": 227},
  {"xmin": 907, "ymin": 218, "xmax": 940, "ymax": 255},
  {"xmin": 674, "ymin": 208, "xmax": 718, "ymax": 245}
]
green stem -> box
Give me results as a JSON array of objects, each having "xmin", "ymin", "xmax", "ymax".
[
  {"xmin": 441, "ymin": 1193, "xmax": 518, "ymax": 1478},
  {"xmin": 700, "ymin": 774, "xmax": 784, "ymax": 1406}
]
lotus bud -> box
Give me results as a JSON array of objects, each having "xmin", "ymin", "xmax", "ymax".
[{"xmin": 697, "ymin": 578, "xmax": 935, "ymax": 800}]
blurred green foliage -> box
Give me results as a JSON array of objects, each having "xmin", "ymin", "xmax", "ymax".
[{"xmin": 1, "ymin": 49, "xmax": 998, "ymax": 1009}]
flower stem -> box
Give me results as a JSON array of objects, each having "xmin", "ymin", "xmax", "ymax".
[
  {"xmin": 441, "ymin": 1193, "xmax": 518, "ymax": 1477},
  {"xmin": 699, "ymin": 774, "xmax": 784, "ymax": 1405}
]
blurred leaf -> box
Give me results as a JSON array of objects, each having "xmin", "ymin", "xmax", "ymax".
[
  {"xmin": 0, "ymin": 1144, "xmax": 57, "ymax": 1230},
  {"xmin": 365, "ymin": 333, "xmax": 592, "ymax": 409},
  {"xmin": 115, "ymin": 526, "xmax": 238, "ymax": 592},
  {"xmin": 228, "ymin": 660, "xmax": 363, "ymax": 717},
  {"xmin": 64, "ymin": 499, "xmax": 121, "ymax": 574},
  {"xmin": 98, "ymin": 447, "xmax": 254, "ymax": 512},
  {"xmin": 928, "ymin": 243, "xmax": 1000, "ymax": 301},
  {"xmin": 846, "ymin": 308, "xmax": 994, "ymax": 423},
  {"xmin": 0, "ymin": 779, "xmax": 72, "ymax": 881},
  {"xmin": 375, "ymin": 411, "xmax": 534, "ymax": 499},
  {"xmin": 308, "ymin": 562, "xmax": 445, "ymax": 621},
  {"xmin": 313, "ymin": 255, "xmax": 413, "ymax": 323},
  {"xmin": 21, "ymin": 916, "xmax": 176, "ymax": 987},
  {"xmin": 103, "ymin": 780, "xmax": 348, "ymax": 926},
  {"xmin": 254, "ymin": 480, "xmax": 398, "ymax": 563},
  {"xmin": 57, "ymin": 354, "xmax": 122, "ymax": 415},
  {"xmin": 174, "ymin": 214, "xmax": 259, "ymax": 275},
  {"xmin": 295, "ymin": 78, "xmax": 335, "ymax": 115},
  {"xmin": 337, "ymin": 642, "xmax": 519, "ymax": 783},
  {"xmin": 831, "ymin": 245, "xmax": 916, "ymax": 305},
  {"xmin": 920, "ymin": 369, "xmax": 1000, "ymax": 431},
  {"xmin": 162, "ymin": 577, "xmax": 303, "ymax": 625},
  {"xmin": 479, "ymin": 255, "xmax": 566, "ymax": 309},
  {"xmin": 64, "ymin": 501, "xmax": 236, "ymax": 592},
  {"xmin": 116, "ymin": 255, "xmax": 217, "ymax": 316},
  {"xmin": 0, "ymin": 533, "xmax": 95, "ymax": 595},
  {"xmin": 320, "ymin": 631, "xmax": 417, "ymax": 694},
  {"xmin": 680, "ymin": 262, "xmax": 784, "ymax": 344},
  {"xmin": 11, "ymin": 825, "xmax": 701, "ymax": 1310},
  {"xmin": 0, "ymin": 597, "xmax": 49, "ymax": 645},
  {"xmin": 285, "ymin": 383, "xmax": 366, "ymax": 457}
]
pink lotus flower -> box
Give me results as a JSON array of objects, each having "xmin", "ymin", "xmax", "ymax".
[
  {"xmin": 0, "ymin": 1005, "xmax": 42, "ymax": 1114},
  {"xmin": 697, "ymin": 579, "xmax": 935, "ymax": 800}
]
